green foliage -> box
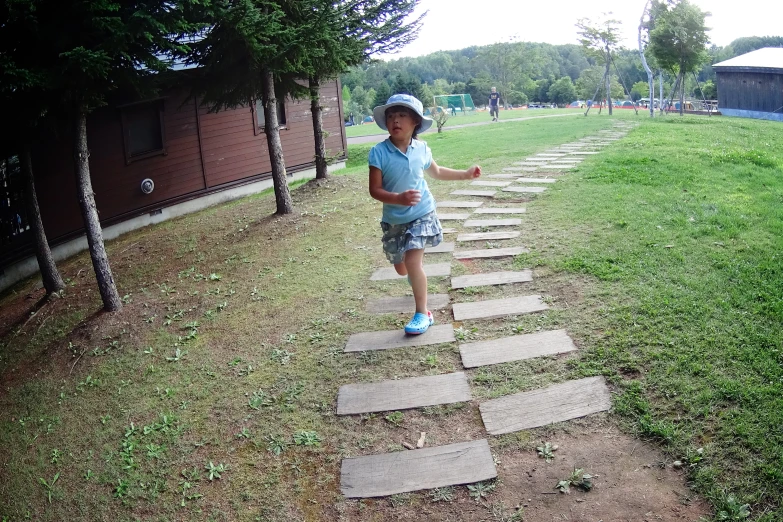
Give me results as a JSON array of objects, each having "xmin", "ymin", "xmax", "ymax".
[
  {"xmin": 648, "ymin": 0, "xmax": 710, "ymax": 76},
  {"xmin": 555, "ymin": 468, "xmax": 593, "ymax": 493},
  {"xmin": 467, "ymin": 480, "xmax": 496, "ymax": 502},
  {"xmin": 292, "ymin": 430, "xmax": 322, "ymax": 447}
]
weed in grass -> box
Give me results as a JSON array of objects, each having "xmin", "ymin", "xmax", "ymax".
[
  {"xmin": 270, "ymin": 349, "xmax": 293, "ymax": 365},
  {"xmin": 50, "ymin": 448, "xmax": 62, "ymax": 464},
  {"xmin": 292, "ymin": 430, "xmax": 322, "ymax": 447},
  {"xmin": 467, "ymin": 480, "xmax": 496, "ymax": 502},
  {"xmin": 430, "ymin": 486, "xmax": 455, "ymax": 502},
  {"xmin": 454, "ymin": 326, "xmax": 478, "ymax": 341},
  {"xmin": 715, "ymin": 494, "xmax": 751, "ymax": 521},
  {"xmin": 384, "ymin": 411, "xmax": 404, "ymax": 427},
  {"xmin": 113, "ymin": 478, "xmax": 129, "ymax": 498},
  {"xmin": 555, "ymin": 468, "xmax": 593, "ymax": 494},
  {"xmin": 536, "ymin": 442, "xmax": 558, "ymax": 462},
  {"xmin": 166, "ymin": 347, "xmax": 187, "ymax": 362},
  {"xmin": 266, "ymin": 434, "xmax": 289, "ymax": 455},
  {"xmin": 489, "ymin": 501, "xmax": 524, "ymax": 522},
  {"xmin": 420, "ymin": 353, "xmax": 438, "ymax": 368},
  {"xmin": 38, "ymin": 472, "xmax": 60, "ymax": 503},
  {"xmin": 205, "ymin": 461, "xmax": 227, "ymax": 480},
  {"xmin": 389, "ymin": 492, "xmax": 412, "ymax": 508},
  {"xmin": 459, "ymin": 287, "xmax": 481, "ymax": 296},
  {"xmin": 235, "ymin": 428, "xmax": 251, "ymax": 439}
]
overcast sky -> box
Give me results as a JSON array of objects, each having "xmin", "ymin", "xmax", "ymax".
[{"xmin": 382, "ymin": 0, "xmax": 783, "ymax": 59}]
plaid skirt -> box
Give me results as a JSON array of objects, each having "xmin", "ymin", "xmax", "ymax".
[{"xmin": 380, "ymin": 211, "xmax": 443, "ymax": 264}]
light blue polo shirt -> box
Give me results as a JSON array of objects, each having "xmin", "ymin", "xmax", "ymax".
[{"xmin": 369, "ymin": 138, "xmax": 435, "ymax": 225}]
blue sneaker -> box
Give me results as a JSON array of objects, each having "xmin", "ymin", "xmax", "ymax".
[{"xmin": 404, "ymin": 311, "xmax": 434, "ymax": 335}]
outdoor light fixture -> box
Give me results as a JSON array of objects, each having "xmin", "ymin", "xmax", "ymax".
[{"xmin": 140, "ymin": 178, "xmax": 155, "ymax": 194}]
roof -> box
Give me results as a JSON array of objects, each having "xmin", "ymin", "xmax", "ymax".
[{"xmin": 713, "ymin": 47, "xmax": 783, "ymax": 72}]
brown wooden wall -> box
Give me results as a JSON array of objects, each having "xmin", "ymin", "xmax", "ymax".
[
  {"xmin": 25, "ymin": 78, "xmax": 346, "ymax": 251},
  {"xmin": 717, "ymin": 71, "xmax": 783, "ymax": 113}
]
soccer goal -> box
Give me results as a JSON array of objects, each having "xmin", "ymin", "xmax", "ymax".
[{"xmin": 432, "ymin": 94, "xmax": 476, "ymax": 116}]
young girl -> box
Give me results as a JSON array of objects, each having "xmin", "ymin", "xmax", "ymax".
[{"xmin": 368, "ymin": 94, "xmax": 482, "ymax": 335}]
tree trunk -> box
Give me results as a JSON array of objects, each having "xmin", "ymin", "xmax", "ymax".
[
  {"xmin": 605, "ymin": 58, "xmax": 613, "ymax": 116},
  {"xmin": 20, "ymin": 144, "xmax": 65, "ymax": 294},
  {"xmin": 659, "ymin": 71, "xmax": 664, "ymax": 111},
  {"xmin": 679, "ymin": 69, "xmax": 685, "ymax": 116},
  {"xmin": 309, "ymin": 76, "xmax": 328, "ymax": 180},
  {"xmin": 638, "ymin": 1, "xmax": 655, "ymax": 118},
  {"xmin": 73, "ymin": 111, "xmax": 122, "ymax": 312},
  {"xmin": 261, "ymin": 67, "xmax": 293, "ymax": 215}
]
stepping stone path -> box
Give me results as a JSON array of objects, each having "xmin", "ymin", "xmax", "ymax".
[
  {"xmin": 438, "ymin": 213, "xmax": 470, "ymax": 220},
  {"xmin": 453, "ymin": 246, "xmax": 528, "ymax": 259},
  {"xmin": 365, "ymin": 294, "xmax": 450, "ymax": 313},
  {"xmin": 425, "ymin": 241, "xmax": 455, "ymax": 253},
  {"xmin": 338, "ymin": 123, "xmax": 632, "ymax": 499},
  {"xmin": 473, "ymin": 207, "xmax": 526, "ymax": 214},
  {"xmin": 451, "ymin": 189, "xmax": 496, "ymax": 197},
  {"xmin": 370, "ymin": 263, "xmax": 451, "ymax": 280},
  {"xmin": 452, "ymin": 295, "xmax": 548, "ymax": 321},
  {"xmin": 337, "ymin": 372, "xmax": 471, "ymax": 415},
  {"xmin": 451, "ymin": 270, "xmax": 533, "ymax": 289},
  {"xmin": 463, "ymin": 218, "xmax": 522, "ymax": 227},
  {"xmin": 437, "ymin": 200, "xmax": 484, "ymax": 208},
  {"xmin": 471, "ymin": 180, "xmax": 512, "ymax": 187},
  {"xmin": 340, "ymin": 439, "xmax": 496, "ymax": 498},
  {"xmin": 502, "ymin": 186, "xmax": 547, "ymax": 193},
  {"xmin": 479, "ymin": 376, "xmax": 612, "ymax": 435}
]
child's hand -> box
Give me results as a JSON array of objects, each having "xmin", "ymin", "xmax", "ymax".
[
  {"xmin": 466, "ymin": 165, "xmax": 482, "ymax": 179},
  {"xmin": 397, "ymin": 189, "xmax": 422, "ymax": 206}
]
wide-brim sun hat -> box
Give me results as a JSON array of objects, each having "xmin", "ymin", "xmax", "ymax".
[{"xmin": 373, "ymin": 93, "xmax": 433, "ymax": 133}]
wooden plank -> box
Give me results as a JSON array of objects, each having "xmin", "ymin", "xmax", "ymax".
[
  {"xmin": 370, "ymin": 263, "xmax": 451, "ymax": 281},
  {"xmin": 486, "ymin": 174, "xmax": 521, "ymax": 179},
  {"xmin": 535, "ymin": 153, "xmax": 567, "ymax": 157},
  {"xmin": 473, "ymin": 207, "xmax": 526, "ymax": 214},
  {"xmin": 470, "ymin": 180, "xmax": 511, "ymax": 187},
  {"xmin": 340, "ymin": 439, "xmax": 497, "ymax": 498},
  {"xmin": 451, "ymin": 270, "xmax": 533, "ymax": 289},
  {"xmin": 365, "ymin": 294, "xmax": 450, "ymax": 314},
  {"xmin": 426, "ymin": 242, "xmax": 455, "ymax": 253},
  {"xmin": 479, "ymin": 376, "xmax": 612, "ymax": 435},
  {"xmin": 460, "ymin": 329, "xmax": 577, "ymax": 368},
  {"xmin": 345, "ymin": 324, "xmax": 456, "ymax": 353},
  {"xmin": 512, "ymin": 162, "xmax": 545, "ymax": 167},
  {"xmin": 569, "ymin": 151, "xmax": 600, "ymax": 155},
  {"xmin": 463, "ymin": 218, "xmax": 522, "ymax": 227},
  {"xmin": 337, "ymin": 372, "xmax": 471, "ymax": 415},
  {"xmin": 453, "ymin": 246, "xmax": 529, "ymax": 260},
  {"xmin": 457, "ymin": 231, "xmax": 520, "ymax": 242},
  {"xmin": 522, "ymin": 158, "xmax": 550, "ymax": 162},
  {"xmin": 452, "ymin": 295, "xmax": 548, "ymax": 321},
  {"xmin": 438, "ymin": 213, "xmax": 470, "ymax": 220},
  {"xmin": 502, "ymin": 186, "xmax": 547, "ymax": 193},
  {"xmin": 538, "ymin": 165, "xmax": 575, "ymax": 170},
  {"xmin": 442, "ymin": 227, "xmax": 457, "ymax": 234},
  {"xmin": 451, "ymin": 190, "xmax": 496, "ymax": 197},
  {"xmin": 437, "ymin": 201, "xmax": 484, "ymax": 208},
  {"xmin": 547, "ymin": 158, "xmax": 582, "ymax": 163},
  {"xmin": 514, "ymin": 178, "xmax": 556, "ymax": 183}
]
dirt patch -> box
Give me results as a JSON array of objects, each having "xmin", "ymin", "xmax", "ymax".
[{"xmin": 340, "ymin": 418, "xmax": 710, "ymax": 521}]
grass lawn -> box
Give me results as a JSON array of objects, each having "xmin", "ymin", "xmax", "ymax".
[
  {"xmin": 345, "ymin": 108, "xmax": 584, "ymax": 138},
  {"xmin": 1, "ymin": 111, "xmax": 782, "ymax": 521}
]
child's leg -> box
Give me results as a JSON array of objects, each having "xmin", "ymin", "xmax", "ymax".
[
  {"xmin": 403, "ymin": 248, "xmax": 427, "ymax": 313},
  {"xmin": 393, "ymin": 262, "xmax": 407, "ymax": 276}
]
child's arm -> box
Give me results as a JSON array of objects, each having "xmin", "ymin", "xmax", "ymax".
[
  {"xmin": 369, "ymin": 167, "xmax": 421, "ymax": 206},
  {"xmin": 426, "ymin": 161, "xmax": 481, "ymax": 181}
]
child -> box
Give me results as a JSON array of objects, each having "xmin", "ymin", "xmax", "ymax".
[{"xmin": 368, "ymin": 94, "xmax": 482, "ymax": 335}]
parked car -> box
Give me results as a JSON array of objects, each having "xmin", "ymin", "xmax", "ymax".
[{"xmin": 568, "ymin": 100, "xmax": 586, "ymax": 108}]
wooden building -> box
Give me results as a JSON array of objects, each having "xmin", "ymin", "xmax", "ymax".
[
  {"xmin": 0, "ymin": 79, "xmax": 347, "ymax": 291},
  {"xmin": 713, "ymin": 47, "xmax": 783, "ymax": 122}
]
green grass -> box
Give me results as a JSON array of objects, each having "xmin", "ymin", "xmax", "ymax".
[
  {"xmin": 1, "ymin": 111, "xmax": 782, "ymax": 520},
  {"xmin": 345, "ymin": 107, "xmax": 584, "ymax": 137}
]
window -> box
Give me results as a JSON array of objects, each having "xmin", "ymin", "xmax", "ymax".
[
  {"xmin": 254, "ymin": 98, "xmax": 286, "ymax": 134},
  {"xmin": 120, "ymin": 100, "xmax": 166, "ymax": 164}
]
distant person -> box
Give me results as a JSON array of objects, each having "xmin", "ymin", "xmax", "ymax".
[
  {"xmin": 451, "ymin": 105, "xmax": 456, "ymax": 116},
  {"xmin": 368, "ymin": 93, "xmax": 482, "ymax": 334},
  {"xmin": 349, "ymin": 112, "xmax": 355, "ymax": 125},
  {"xmin": 489, "ymin": 87, "xmax": 500, "ymax": 121}
]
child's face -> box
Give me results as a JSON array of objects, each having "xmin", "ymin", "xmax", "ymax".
[{"xmin": 385, "ymin": 107, "xmax": 419, "ymax": 140}]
